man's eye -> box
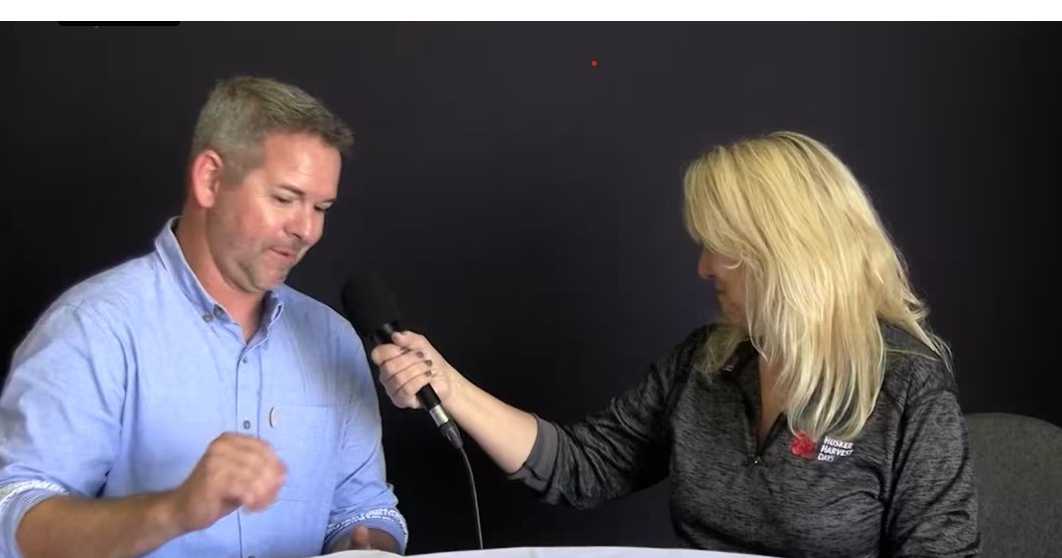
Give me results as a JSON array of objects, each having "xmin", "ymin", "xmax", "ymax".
[{"xmin": 273, "ymin": 196, "xmax": 294, "ymax": 204}]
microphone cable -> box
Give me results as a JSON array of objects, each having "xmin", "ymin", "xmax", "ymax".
[{"xmin": 453, "ymin": 438, "xmax": 483, "ymax": 550}]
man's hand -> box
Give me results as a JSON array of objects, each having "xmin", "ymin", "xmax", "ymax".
[
  {"xmin": 165, "ymin": 432, "xmax": 287, "ymax": 534},
  {"xmin": 16, "ymin": 433, "xmax": 288, "ymax": 558},
  {"xmin": 341, "ymin": 525, "xmax": 400, "ymax": 554},
  {"xmin": 349, "ymin": 526, "xmax": 373, "ymax": 549}
]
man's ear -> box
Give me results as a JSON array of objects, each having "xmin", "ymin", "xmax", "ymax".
[{"xmin": 189, "ymin": 149, "xmax": 226, "ymax": 208}]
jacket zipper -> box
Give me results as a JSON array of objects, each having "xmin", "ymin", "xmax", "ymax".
[{"xmin": 752, "ymin": 414, "xmax": 785, "ymax": 465}]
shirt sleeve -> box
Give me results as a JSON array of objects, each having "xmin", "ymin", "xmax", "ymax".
[
  {"xmin": 885, "ymin": 375, "xmax": 982, "ymax": 557},
  {"xmin": 322, "ymin": 321, "xmax": 408, "ymax": 555},
  {"xmin": 507, "ymin": 327, "xmax": 708, "ymax": 509},
  {"xmin": 0, "ymin": 302, "xmax": 126, "ymax": 558}
]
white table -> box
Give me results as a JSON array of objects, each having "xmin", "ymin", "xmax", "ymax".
[{"xmin": 318, "ymin": 547, "xmax": 777, "ymax": 558}]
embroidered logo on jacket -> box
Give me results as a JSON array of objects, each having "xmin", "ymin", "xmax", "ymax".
[
  {"xmin": 817, "ymin": 436, "xmax": 854, "ymax": 462},
  {"xmin": 790, "ymin": 431, "xmax": 818, "ymax": 459},
  {"xmin": 790, "ymin": 431, "xmax": 856, "ymax": 462}
]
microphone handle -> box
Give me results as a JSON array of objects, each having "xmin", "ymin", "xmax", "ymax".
[{"xmin": 373, "ymin": 321, "xmax": 464, "ymax": 449}]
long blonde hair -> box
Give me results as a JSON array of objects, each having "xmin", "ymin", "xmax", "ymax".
[{"xmin": 682, "ymin": 131, "xmax": 949, "ymax": 441}]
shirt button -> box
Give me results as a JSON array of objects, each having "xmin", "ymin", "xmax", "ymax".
[
  {"xmin": 214, "ymin": 306, "xmax": 224, "ymax": 318},
  {"xmin": 243, "ymin": 420, "xmax": 252, "ymax": 430},
  {"xmin": 753, "ymin": 457, "xmax": 762, "ymax": 465},
  {"xmin": 202, "ymin": 313, "xmax": 213, "ymax": 323},
  {"xmin": 242, "ymin": 357, "xmax": 248, "ymax": 363}
]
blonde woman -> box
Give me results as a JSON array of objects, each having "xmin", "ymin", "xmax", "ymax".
[{"xmin": 372, "ymin": 131, "xmax": 980, "ymax": 557}]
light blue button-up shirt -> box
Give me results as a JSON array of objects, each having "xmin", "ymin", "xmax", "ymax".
[{"xmin": 0, "ymin": 218, "xmax": 408, "ymax": 558}]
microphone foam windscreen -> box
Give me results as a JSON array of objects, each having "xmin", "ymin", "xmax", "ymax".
[{"xmin": 341, "ymin": 272, "xmax": 402, "ymax": 335}]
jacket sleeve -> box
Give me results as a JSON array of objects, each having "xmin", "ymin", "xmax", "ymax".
[{"xmin": 508, "ymin": 327, "xmax": 709, "ymax": 509}]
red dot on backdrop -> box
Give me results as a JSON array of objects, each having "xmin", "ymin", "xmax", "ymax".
[{"xmin": 591, "ymin": 60, "xmax": 597, "ymax": 67}]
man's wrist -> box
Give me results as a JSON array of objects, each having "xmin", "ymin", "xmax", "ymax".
[{"xmin": 146, "ymin": 491, "xmax": 187, "ymax": 541}]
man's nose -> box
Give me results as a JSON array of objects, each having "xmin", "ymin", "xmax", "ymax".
[{"xmin": 288, "ymin": 208, "xmax": 314, "ymax": 242}]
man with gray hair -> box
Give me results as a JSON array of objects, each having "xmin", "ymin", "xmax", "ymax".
[{"xmin": 0, "ymin": 76, "xmax": 408, "ymax": 557}]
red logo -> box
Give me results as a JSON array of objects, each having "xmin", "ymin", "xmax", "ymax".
[{"xmin": 790, "ymin": 430, "xmax": 818, "ymax": 459}]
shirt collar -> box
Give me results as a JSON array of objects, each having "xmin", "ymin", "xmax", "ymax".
[{"xmin": 153, "ymin": 216, "xmax": 285, "ymax": 325}]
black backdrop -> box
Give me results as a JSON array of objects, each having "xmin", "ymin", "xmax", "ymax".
[{"xmin": 1, "ymin": 22, "xmax": 1059, "ymax": 554}]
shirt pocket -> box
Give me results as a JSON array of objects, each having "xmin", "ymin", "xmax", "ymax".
[{"xmin": 264, "ymin": 404, "xmax": 338, "ymax": 502}]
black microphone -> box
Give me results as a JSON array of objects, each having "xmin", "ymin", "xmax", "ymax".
[{"xmin": 340, "ymin": 273, "xmax": 464, "ymax": 450}]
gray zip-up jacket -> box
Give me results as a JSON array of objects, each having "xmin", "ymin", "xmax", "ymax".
[{"xmin": 510, "ymin": 323, "xmax": 980, "ymax": 558}]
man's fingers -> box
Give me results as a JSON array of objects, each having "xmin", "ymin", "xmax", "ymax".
[
  {"xmin": 199, "ymin": 434, "xmax": 286, "ymax": 511},
  {"xmin": 211, "ymin": 433, "xmax": 277, "ymax": 462},
  {"xmin": 350, "ymin": 525, "xmax": 373, "ymax": 549},
  {"xmin": 230, "ymin": 462, "xmax": 284, "ymax": 511},
  {"xmin": 211, "ymin": 435, "xmax": 284, "ymax": 469}
]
